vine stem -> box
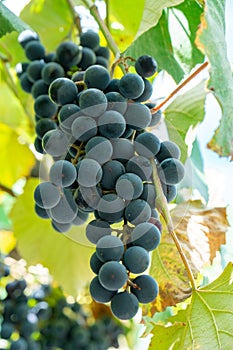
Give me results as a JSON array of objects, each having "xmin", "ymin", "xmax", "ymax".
[
  {"xmin": 66, "ymin": 0, "xmax": 82, "ymax": 34},
  {"xmin": 150, "ymin": 159, "xmax": 196, "ymax": 290},
  {"xmin": 81, "ymin": 0, "xmax": 120, "ymax": 58},
  {"xmin": 151, "ymin": 61, "xmax": 209, "ymax": 113}
]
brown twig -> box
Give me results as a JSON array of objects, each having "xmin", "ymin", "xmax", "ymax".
[{"xmin": 151, "ymin": 61, "xmax": 209, "ymax": 113}]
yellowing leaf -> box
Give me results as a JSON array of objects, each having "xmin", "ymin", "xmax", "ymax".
[
  {"xmin": 149, "ymin": 201, "xmax": 228, "ymax": 313},
  {"xmin": 0, "ymin": 230, "xmax": 16, "ymax": 254},
  {"xmin": 10, "ymin": 178, "xmax": 94, "ymax": 295},
  {"xmin": 0, "ymin": 123, "xmax": 35, "ymax": 187}
]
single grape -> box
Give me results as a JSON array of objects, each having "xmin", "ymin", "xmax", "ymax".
[
  {"xmin": 124, "ymin": 102, "xmax": 151, "ymax": 130},
  {"xmin": 51, "ymin": 220, "xmax": 71, "ymax": 233},
  {"xmin": 156, "ymin": 140, "xmax": 181, "ymax": 163},
  {"xmin": 98, "ymin": 110, "xmax": 126, "ymax": 138},
  {"xmin": 116, "ymin": 173, "xmax": 143, "ymax": 200},
  {"xmin": 110, "ymin": 291, "xmax": 139, "ymax": 320},
  {"xmin": 90, "ymin": 252, "xmax": 104, "ymax": 274},
  {"xmin": 145, "ymin": 103, "xmax": 162, "ymax": 127},
  {"xmin": 35, "ymin": 118, "xmax": 57, "ymax": 139},
  {"xmin": 96, "ymin": 235, "xmax": 124, "ymax": 262},
  {"xmin": 123, "ymin": 246, "xmax": 150, "ymax": 274},
  {"xmin": 140, "ymin": 183, "xmax": 157, "ymax": 208},
  {"xmin": 90, "ymin": 276, "xmax": 116, "ymax": 303},
  {"xmin": 49, "ymin": 189, "xmax": 78, "ymax": 224},
  {"xmin": 84, "ymin": 64, "xmax": 111, "ymax": 90},
  {"xmin": 31, "ymin": 79, "xmax": 49, "ymax": 99},
  {"xmin": 19, "ymin": 72, "xmax": 33, "ymax": 93},
  {"xmin": 56, "ymin": 41, "xmax": 82, "ymax": 69},
  {"xmin": 119, "ymin": 73, "xmax": 144, "ymax": 99},
  {"xmin": 86, "ymin": 219, "xmax": 111, "ymax": 244},
  {"xmin": 58, "ymin": 103, "xmax": 80, "ymax": 133},
  {"xmin": 72, "ymin": 210, "xmax": 89, "ymax": 226},
  {"xmin": 133, "ymin": 78, "xmax": 153, "ymax": 102},
  {"xmin": 25, "ymin": 41, "xmax": 45, "ymax": 60},
  {"xmin": 100, "ymin": 160, "xmax": 125, "ymax": 190},
  {"xmin": 80, "ymin": 30, "xmax": 100, "ymax": 51},
  {"xmin": 79, "ymin": 88, "xmax": 108, "ymax": 118},
  {"xmin": 97, "ymin": 194, "xmax": 125, "ymax": 223},
  {"xmin": 98, "ymin": 261, "xmax": 128, "ymax": 290},
  {"xmin": 49, "ymin": 78, "xmax": 78, "ymax": 105},
  {"xmin": 135, "ymin": 132, "xmax": 161, "ymax": 158},
  {"xmin": 104, "ymin": 78, "xmax": 120, "ymax": 93},
  {"xmin": 158, "ymin": 158, "xmax": 185, "ymax": 185},
  {"xmin": 79, "ymin": 47, "xmax": 96, "ymax": 70},
  {"xmin": 72, "ymin": 71, "xmax": 85, "ymax": 82},
  {"xmin": 27, "ymin": 60, "xmax": 45, "ymax": 83},
  {"xmin": 0, "ymin": 322, "xmax": 15, "ymax": 339},
  {"xmin": 49, "ymin": 160, "xmax": 77, "ymax": 187},
  {"xmin": 41, "ymin": 62, "xmax": 65, "ymax": 85},
  {"xmin": 72, "ymin": 116, "xmax": 97, "ymax": 141},
  {"xmin": 34, "ymin": 182, "xmax": 61, "ymax": 209},
  {"xmin": 125, "ymin": 199, "xmax": 151, "ymax": 225},
  {"xmin": 130, "ymin": 275, "xmax": 159, "ymax": 303},
  {"xmin": 126, "ymin": 155, "xmax": 152, "ymax": 181},
  {"xmin": 42, "ymin": 129, "xmax": 70, "ymax": 156},
  {"xmin": 131, "ymin": 222, "xmax": 161, "ymax": 251},
  {"xmin": 85, "ymin": 136, "xmax": 113, "ymax": 165},
  {"xmin": 162, "ymin": 183, "xmax": 177, "ymax": 202},
  {"xmin": 10, "ymin": 337, "xmax": 28, "ymax": 350},
  {"xmin": 34, "ymin": 94, "xmax": 58, "ymax": 118},
  {"xmin": 77, "ymin": 159, "xmax": 102, "ymax": 187},
  {"xmin": 96, "ymin": 56, "xmax": 108, "ymax": 68},
  {"xmin": 34, "ymin": 204, "xmax": 50, "ymax": 219},
  {"xmin": 106, "ymin": 91, "xmax": 127, "ymax": 114},
  {"xmin": 34, "ymin": 137, "xmax": 43, "ymax": 153},
  {"xmin": 78, "ymin": 186, "xmax": 102, "ymax": 210},
  {"xmin": 111, "ymin": 138, "xmax": 135, "ymax": 164},
  {"xmin": 135, "ymin": 55, "xmax": 157, "ymax": 77},
  {"xmin": 95, "ymin": 46, "xmax": 110, "ymax": 60}
]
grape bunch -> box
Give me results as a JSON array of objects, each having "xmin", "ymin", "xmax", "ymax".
[
  {"xmin": 17, "ymin": 29, "xmax": 185, "ymax": 320},
  {"xmin": 0, "ymin": 256, "xmax": 124, "ymax": 350}
]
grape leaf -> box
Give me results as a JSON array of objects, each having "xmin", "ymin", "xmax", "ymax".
[
  {"xmin": 0, "ymin": 2, "xmax": 30, "ymax": 38},
  {"xmin": 149, "ymin": 201, "xmax": 228, "ymax": 313},
  {"xmin": 136, "ymin": 0, "xmax": 184, "ymax": 39},
  {"xmin": 180, "ymin": 138, "xmax": 209, "ymax": 202},
  {"xmin": 20, "ymin": 0, "xmax": 73, "ymax": 52},
  {"xmin": 195, "ymin": 0, "xmax": 233, "ymax": 158},
  {"xmin": 0, "ymin": 123, "xmax": 35, "ymax": 188},
  {"xmin": 10, "ymin": 178, "xmax": 95, "ymax": 295},
  {"xmin": 125, "ymin": 11, "xmax": 185, "ymax": 83},
  {"xmin": 150, "ymin": 263, "xmax": 233, "ymax": 349},
  {"xmin": 164, "ymin": 81, "xmax": 207, "ymax": 163}
]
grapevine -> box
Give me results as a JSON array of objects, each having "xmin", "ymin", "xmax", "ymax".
[{"xmin": 13, "ymin": 3, "xmax": 210, "ymax": 323}]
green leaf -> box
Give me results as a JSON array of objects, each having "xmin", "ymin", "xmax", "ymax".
[
  {"xmin": 20, "ymin": 0, "xmax": 74, "ymax": 52},
  {"xmin": 0, "ymin": 2, "xmax": 30, "ymax": 38},
  {"xmin": 125, "ymin": 11, "xmax": 185, "ymax": 83},
  {"xmin": 109, "ymin": 0, "xmax": 144, "ymax": 36},
  {"xmin": 10, "ymin": 178, "xmax": 95, "ymax": 295},
  {"xmin": 150, "ymin": 263, "xmax": 233, "ymax": 349},
  {"xmin": 0, "ymin": 123, "xmax": 35, "ymax": 188},
  {"xmin": 196, "ymin": 0, "xmax": 233, "ymax": 158},
  {"xmin": 164, "ymin": 80, "xmax": 207, "ymax": 163},
  {"xmin": 136, "ymin": 0, "xmax": 184, "ymax": 38}
]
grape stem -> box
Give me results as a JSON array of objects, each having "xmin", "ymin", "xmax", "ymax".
[
  {"xmin": 150, "ymin": 159, "xmax": 196, "ymax": 290},
  {"xmin": 151, "ymin": 61, "xmax": 209, "ymax": 113}
]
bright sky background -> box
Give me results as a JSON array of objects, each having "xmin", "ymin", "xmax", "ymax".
[{"xmin": 4, "ymin": 0, "xmax": 233, "ymax": 208}]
